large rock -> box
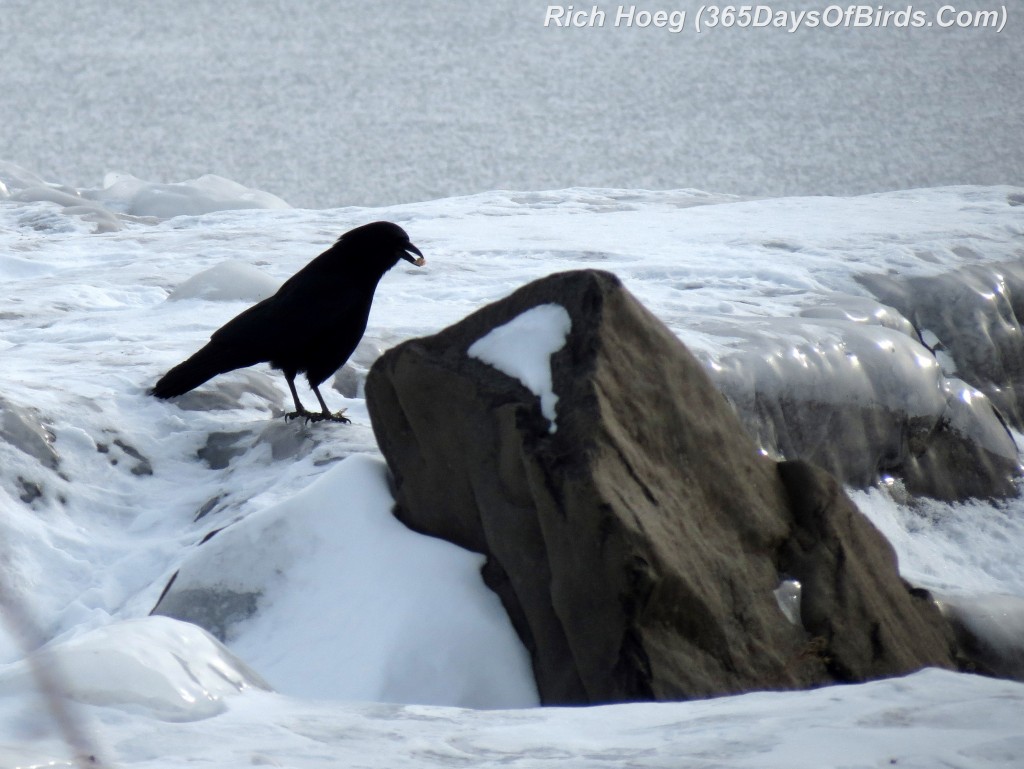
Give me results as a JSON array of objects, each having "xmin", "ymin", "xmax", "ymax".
[
  {"xmin": 859, "ymin": 261, "xmax": 1024, "ymax": 430},
  {"xmin": 706, "ymin": 306, "xmax": 1020, "ymax": 502},
  {"xmin": 366, "ymin": 269, "xmax": 957, "ymax": 705}
]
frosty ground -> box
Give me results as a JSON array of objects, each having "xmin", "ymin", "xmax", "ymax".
[{"xmin": 1, "ymin": 168, "xmax": 1023, "ymax": 767}]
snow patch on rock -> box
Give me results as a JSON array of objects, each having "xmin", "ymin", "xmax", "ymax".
[{"xmin": 468, "ymin": 303, "xmax": 572, "ymax": 432}]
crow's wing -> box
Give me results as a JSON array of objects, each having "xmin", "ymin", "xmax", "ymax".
[{"xmin": 210, "ymin": 270, "xmax": 376, "ymax": 378}]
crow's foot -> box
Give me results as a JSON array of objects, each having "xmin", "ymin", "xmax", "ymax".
[
  {"xmin": 284, "ymin": 409, "xmax": 315, "ymax": 428},
  {"xmin": 312, "ymin": 409, "xmax": 351, "ymax": 424},
  {"xmin": 285, "ymin": 409, "xmax": 350, "ymax": 424}
]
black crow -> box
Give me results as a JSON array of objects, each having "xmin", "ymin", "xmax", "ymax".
[{"xmin": 151, "ymin": 221, "xmax": 424, "ymax": 423}]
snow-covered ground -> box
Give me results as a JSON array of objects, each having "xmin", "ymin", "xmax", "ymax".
[
  {"xmin": 1, "ymin": 168, "xmax": 1023, "ymax": 766},
  {"xmin": 3, "ymin": 1, "xmax": 1021, "ymax": 207}
]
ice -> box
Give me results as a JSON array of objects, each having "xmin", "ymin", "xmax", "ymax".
[
  {"xmin": 0, "ymin": 170, "xmax": 1023, "ymax": 766},
  {"xmin": 938, "ymin": 594, "xmax": 1024, "ymax": 679},
  {"xmin": 166, "ymin": 261, "xmax": 280, "ymax": 303},
  {"xmin": 468, "ymin": 304, "xmax": 572, "ymax": 432},
  {"xmin": 714, "ymin": 320, "xmax": 945, "ymax": 413},
  {"xmin": 90, "ymin": 172, "xmax": 291, "ymax": 218},
  {"xmin": 709, "ymin": 315, "xmax": 1019, "ymax": 491},
  {"xmin": 0, "ymin": 617, "xmax": 269, "ymax": 723},
  {"xmin": 773, "ymin": 579, "xmax": 802, "ymax": 626},
  {"xmin": 0, "ymin": 161, "xmax": 291, "ymax": 232},
  {"xmin": 0, "ymin": 397, "xmax": 59, "ymax": 470}
]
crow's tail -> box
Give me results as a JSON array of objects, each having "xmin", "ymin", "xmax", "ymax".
[{"xmin": 150, "ymin": 341, "xmax": 254, "ymax": 399}]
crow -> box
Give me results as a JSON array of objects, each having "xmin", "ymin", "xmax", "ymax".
[{"xmin": 151, "ymin": 221, "xmax": 424, "ymax": 423}]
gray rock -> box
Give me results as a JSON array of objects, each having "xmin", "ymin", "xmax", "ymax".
[
  {"xmin": 17, "ymin": 476, "xmax": 43, "ymax": 504},
  {"xmin": 195, "ymin": 494, "xmax": 225, "ymax": 521},
  {"xmin": 198, "ymin": 431, "xmax": 252, "ymax": 470},
  {"xmin": 152, "ymin": 574, "xmax": 261, "ymax": 643},
  {"xmin": 777, "ymin": 460, "xmax": 957, "ymax": 680},
  {"xmin": 708, "ymin": 313, "xmax": 1020, "ymax": 501},
  {"xmin": 113, "ymin": 438, "xmax": 153, "ymax": 476},
  {"xmin": 859, "ymin": 262, "xmax": 1024, "ymax": 431},
  {"xmin": 196, "ymin": 422, "xmax": 316, "ymax": 470},
  {"xmin": 938, "ymin": 593, "xmax": 1024, "ymax": 681},
  {"xmin": 366, "ymin": 269, "xmax": 957, "ymax": 705}
]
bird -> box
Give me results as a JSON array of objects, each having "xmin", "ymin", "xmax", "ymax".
[{"xmin": 150, "ymin": 221, "xmax": 424, "ymax": 423}]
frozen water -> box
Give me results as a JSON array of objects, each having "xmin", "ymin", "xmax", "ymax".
[
  {"xmin": 0, "ymin": 168, "xmax": 1023, "ymax": 765},
  {"xmin": 89, "ymin": 172, "xmax": 291, "ymax": 218},
  {"xmin": 938, "ymin": 593, "xmax": 1024, "ymax": 679},
  {"xmin": 773, "ymin": 579, "xmax": 803, "ymax": 626},
  {"xmin": 166, "ymin": 260, "xmax": 280, "ymax": 303},
  {"xmin": 0, "ymin": 161, "xmax": 292, "ymax": 233},
  {"xmin": 0, "ymin": 617, "xmax": 269, "ymax": 723},
  {"xmin": 0, "ymin": 397, "xmax": 59, "ymax": 471},
  {"xmin": 468, "ymin": 303, "xmax": 572, "ymax": 431}
]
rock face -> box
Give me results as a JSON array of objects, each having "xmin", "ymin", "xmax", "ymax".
[{"xmin": 366, "ymin": 269, "xmax": 957, "ymax": 705}]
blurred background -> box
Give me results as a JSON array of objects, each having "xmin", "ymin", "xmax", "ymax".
[{"xmin": 2, "ymin": 0, "xmax": 1020, "ymax": 208}]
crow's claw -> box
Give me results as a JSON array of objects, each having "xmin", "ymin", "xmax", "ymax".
[
  {"xmin": 319, "ymin": 409, "xmax": 351, "ymax": 424},
  {"xmin": 285, "ymin": 409, "xmax": 350, "ymax": 425}
]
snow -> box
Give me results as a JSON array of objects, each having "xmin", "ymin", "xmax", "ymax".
[
  {"xmin": 468, "ymin": 304, "xmax": 572, "ymax": 431},
  {"xmin": 3, "ymin": 669, "xmax": 1022, "ymax": 769},
  {"xmin": 0, "ymin": 167, "xmax": 1023, "ymax": 766},
  {"xmin": 154, "ymin": 454, "xmax": 537, "ymax": 708}
]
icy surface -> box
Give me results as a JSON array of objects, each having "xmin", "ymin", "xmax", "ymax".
[
  {"xmin": 165, "ymin": 260, "xmax": 280, "ymax": 303},
  {"xmin": 91, "ymin": 172, "xmax": 291, "ymax": 218},
  {"xmin": 0, "ymin": 171, "xmax": 1023, "ymax": 765},
  {"xmin": 938, "ymin": 593, "xmax": 1024, "ymax": 678},
  {"xmin": 773, "ymin": 579, "xmax": 803, "ymax": 627},
  {"xmin": 0, "ymin": 162, "xmax": 292, "ymax": 233},
  {"xmin": 468, "ymin": 303, "xmax": 571, "ymax": 431},
  {"xmin": 0, "ymin": 617, "xmax": 269, "ymax": 723}
]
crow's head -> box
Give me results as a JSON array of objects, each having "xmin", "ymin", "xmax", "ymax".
[{"xmin": 341, "ymin": 221, "xmax": 425, "ymax": 271}]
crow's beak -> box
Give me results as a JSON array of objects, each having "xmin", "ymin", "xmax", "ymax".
[{"xmin": 401, "ymin": 242, "xmax": 426, "ymax": 267}]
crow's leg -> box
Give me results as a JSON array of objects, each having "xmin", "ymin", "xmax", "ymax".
[
  {"xmin": 284, "ymin": 372, "xmax": 317, "ymax": 422},
  {"xmin": 309, "ymin": 384, "xmax": 350, "ymax": 424}
]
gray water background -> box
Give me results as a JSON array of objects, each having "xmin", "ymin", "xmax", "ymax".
[{"xmin": 2, "ymin": 0, "xmax": 1020, "ymax": 208}]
